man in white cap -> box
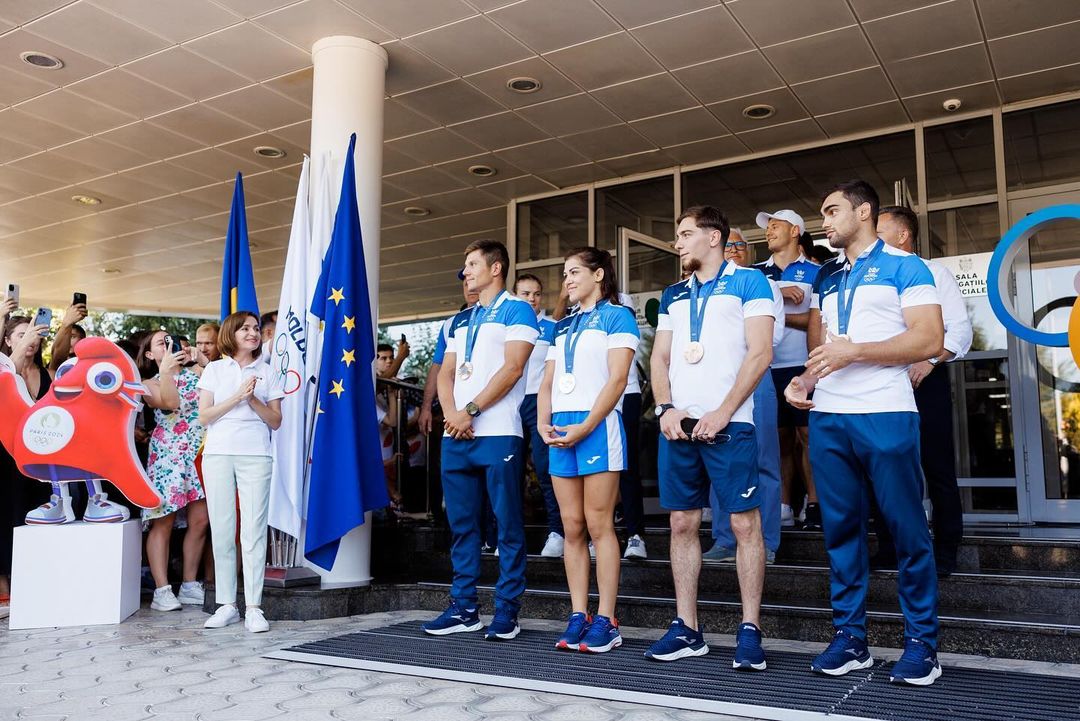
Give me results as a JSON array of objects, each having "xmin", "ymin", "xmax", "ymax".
[{"xmin": 753, "ymin": 209, "xmax": 822, "ymax": 531}]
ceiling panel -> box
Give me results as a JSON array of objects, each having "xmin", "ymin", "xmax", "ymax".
[
  {"xmin": 0, "ymin": 108, "xmax": 84, "ymax": 149},
  {"xmin": 516, "ymin": 93, "xmax": 620, "ymax": 136},
  {"xmin": 988, "ymin": 21, "xmax": 1080, "ymax": 78},
  {"xmin": 0, "ymin": 1, "xmax": 75, "ymax": 26},
  {"xmin": 489, "ymin": 0, "xmax": 619, "ymax": 54},
  {"xmin": 707, "ymin": 87, "xmax": 810, "ymax": 133},
  {"xmin": 976, "ymin": 0, "xmax": 1080, "ymax": 39},
  {"xmin": 148, "ymin": 104, "xmax": 259, "ymax": 147},
  {"xmin": 25, "ymin": 2, "xmax": 170, "ymax": 65},
  {"xmin": 0, "ymin": 29, "xmax": 109, "ymax": 86},
  {"xmin": 792, "ymin": 66, "xmax": 897, "ymax": 116},
  {"xmin": 737, "ymin": 117, "xmax": 827, "ymax": 152},
  {"xmin": 126, "ymin": 46, "xmax": 251, "ymax": 101},
  {"xmin": 203, "ymin": 84, "xmax": 311, "ymax": 131},
  {"xmin": 449, "ymin": 112, "xmax": 548, "ymax": 151},
  {"xmin": 384, "ymin": 166, "xmax": 470, "ymax": 196},
  {"xmin": 630, "ymin": 107, "xmax": 729, "ymax": 147},
  {"xmin": 48, "ymin": 135, "xmax": 154, "ymax": 173},
  {"xmin": 67, "ymin": 68, "xmax": 191, "ymax": 119},
  {"xmin": 0, "ymin": 65, "xmax": 61, "ymax": 106},
  {"xmin": 631, "ymin": 6, "xmax": 752, "ymax": 70},
  {"xmin": 385, "ymin": 127, "xmax": 486, "ymax": 165},
  {"xmin": 464, "ymin": 56, "xmax": 580, "ymax": 110},
  {"xmin": 727, "ymin": 0, "xmax": 856, "ymax": 46},
  {"xmin": 663, "ymin": 134, "xmax": 746, "ymax": 164},
  {"xmin": 535, "ymin": 162, "xmax": 617, "ymax": 188},
  {"xmin": 254, "ymin": 0, "xmax": 391, "ymax": 50},
  {"xmin": 405, "ymin": 16, "xmax": 533, "ymax": 77},
  {"xmin": 900, "ymin": 81, "xmax": 1000, "ymax": 121},
  {"xmin": 673, "ymin": 51, "xmax": 783, "ymax": 105},
  {"xmin": 997, "ymin": 63, "xmax": 1080, "ymax": 104},
  {"xmin": 98, "ymin": 122, "xmax": 204, "ymax": 159},
  {"xmin": 560, "ymin": 123, "xmax": 655, "ymax": 159},
  {"xmin": 544, "ymin": 32, "xmax": 662, "ymax": 90},
  {"xmin": 815, "ymin": 100, "xmax": 910, "ymax": 137},
  {"xmin": 89, "ymin": 0, "xmax": 241, "ymax": 43},
  {"xmin": 763, "ymin": 26, "xmax": 878, "ymax": 85},
  {"xmin": 591, "ymin": 73, "xmax": 697, "ymax": 121},
  {"xmin": 395, "ymin": 79, "xmax": 505, "ymax": 126},
  {"xmin": 849, "ymin": 0, "xmax": 945, "ymax": 22},
  {"xmin": 184, "ymin": 23, "xmax": 310, "ymax": 82},
  {"xmin": 494, "ymin": 139, "xmax": 588, "ymax": 172},
  {"xmin": 863, "ymin": 1, "xmax": 983, "ymax": 62},
  {"xmin": 340, "ymin": 0, "xmax": 475, "ymax": 37},
  {"xmin": 19, "ymin": 89, "xmax": 135, "ymax": 134},
  {"xmin": 886, "ymin": 44, "xmax": 994, "ymax": 97}
]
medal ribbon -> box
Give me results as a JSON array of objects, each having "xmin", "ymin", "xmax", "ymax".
[
  {"xmin": 836, "ymin": 239, "xmax": 884, "ymax": 335},
  {"xmin": 563, "ymin": 301, "xmax": 606, "ymax": 375},
  {"xmin": 688, "ymin": 262, "xmax": 726, "ymax": 343},
  {"xmin": 463, "ymin": 289, "xmax": 505, "ymax": 364}
]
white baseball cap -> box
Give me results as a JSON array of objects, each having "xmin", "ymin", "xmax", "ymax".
[{"xmin": 756, "ymin": 209, "xmax": 805, "ymax": 234}]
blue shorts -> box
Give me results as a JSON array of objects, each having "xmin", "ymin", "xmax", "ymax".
[
  {"xmin": 658, "ymin": 422, "xmax": 760, "ymax": 513},
  {"xmin": 549, "ymin": 411, "xmax": 626, "ymax": 478}
]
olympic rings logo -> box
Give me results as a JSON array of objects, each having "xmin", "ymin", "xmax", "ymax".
[
  {"xmin": 987, "ymin": 204, "xmax": 1080, "ymax": 372},
  {"xmin": 272, "ymin": 331, "xmax": 304, "ymax": 396}
]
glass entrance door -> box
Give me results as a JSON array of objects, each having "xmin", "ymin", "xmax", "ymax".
[{"xmin": 1008, "ymin": 191, "xmax": 1080, "ymax": 523}]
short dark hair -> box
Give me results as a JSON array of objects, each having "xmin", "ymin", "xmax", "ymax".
[
  {"xmin": 376, "ymin": 343, "xmax": 393, "ymax": 355},
  {"xmin": 676, "ymin": 205, "xmax": 730, "ymax": 242},
  {"xmin": 260, "ymin": 311, "xmax": 277, "ymax": 328},
  {"xmin": 514, "ymin": 273, "xmax": 543, "ymax": 292},
  {"xmin": 564, "ymin": 247, "xmax": 620, "ymax": 306},
  {"xmin": 175, "ymin": 335, "xmax": 190, "ymax": 344},
  {"xmin": 70, "ymin": 324, "xmax": 87, "ymax": 340},
  {"xmin": 879, "ymin": 205, "xmax": 919, "ymax": 245},
  {"xmin": 823, "ymin": 179, "xmax": 880, "ymax": 224},
  {"xmin": 463, "ymin": 239, "xmax": 510, "ymax": 279}
]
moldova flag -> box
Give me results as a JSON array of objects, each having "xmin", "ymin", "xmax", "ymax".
[
  {"xmin": 304, "ymin": 134, "xmax": 389, "ymax": 571},
  {"xmin": 220, "ymin": 172, "xmax": 260, "ymax": 321}
]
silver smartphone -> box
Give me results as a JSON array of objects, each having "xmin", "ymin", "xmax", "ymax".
[{"xmin": 5, "ymin": 283, "xmax": 18, "ymax": 306}]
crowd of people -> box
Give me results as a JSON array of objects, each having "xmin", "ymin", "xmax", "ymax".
[
  {"xmin": 0, "ymin": 306, "xmax": 284, "ymax": 634},
  {"xmin": 417, "ymin": 178, "xmax": 972, "ymax": 688}
]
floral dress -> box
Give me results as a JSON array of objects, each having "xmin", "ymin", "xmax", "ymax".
[{"xmin": 142, "ymin": 368, "xmax": 206, "ymax": 523}]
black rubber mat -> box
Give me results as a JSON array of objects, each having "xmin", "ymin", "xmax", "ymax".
[{"xmin": 267, "ymin": 621, "xmax": 1080, "ymax": 721}]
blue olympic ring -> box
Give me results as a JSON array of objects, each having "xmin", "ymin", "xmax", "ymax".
[{"xmin": 987, "ymin": 204, "xmax": 1080, "ymax": 348}]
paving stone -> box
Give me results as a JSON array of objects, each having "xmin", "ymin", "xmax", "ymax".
[
  {"xmin": 472, "ymin": 692, "xmax": 551, "ymax": 714},
  {"xmin": 534, "ymin": 701, "xmax": 619, "ymax": 721},
  {"xmin": 357, "ymin": 677, "xmax": 432, "ymax": 698},
  {"xmin": 227, "ymin": 683, "xmax": 306, "ymax": 704},
  {"xmin": 331, "ymin": 695, "xmax": 418, "ymax": 720},
  {"xmin": 396, "ymin": 703, "xmax": 481, "ymax": 721},
  {"xmin": 147, "ymin": 692, "xmax": 232, "ymax": 714},
  {"xmin": 132, "ymin": 670, "xmax": 212, "ymax": 689},
  {"xmin": 418, "ymin": 685, "xmax": 488, "ymax": 705},
  {"xmin": 277, "ymin": 688, "xmax": 355, "ymax": 709},
  {"xmin": 100, "ymin": 686, "xmax": 186, "ymax": 705},
  {"xmin": 198, "ymin": 701, "xmax": 287, "ymax": 721}
]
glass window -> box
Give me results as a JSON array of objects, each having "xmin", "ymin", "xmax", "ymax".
[
  {"xmin": 1005, "ymin": 99, "xmax": 1080, "ymax": 191},
  {"xmin": 511, "ymin": 262, "xmax": 564, "ymax": 317},
  {"xmin": 927, "ymin": 203, "xmax": 1000, "ymax": 257},
  {"xmin": 925, "ymin": 117, "xmax": 996, "ymax": 201},
  {"xmin": 516, "ymin": 192, "xmax": 587, "ymax": 263},
  {"xmin": 955, "ymin": 359, "xmax": 1015, "ymax": 480},
  {"xmin": 682, "ymin": 132, "xmax": 916, "ymax": 233},
  {"xmin": 595, "ymin": 176, "xmax": 674, "ymax": 251}
]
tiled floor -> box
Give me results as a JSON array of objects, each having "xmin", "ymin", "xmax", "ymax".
[{"xmin": 2, "ymin": 606, "xmax": 1077, "ymax": 720}]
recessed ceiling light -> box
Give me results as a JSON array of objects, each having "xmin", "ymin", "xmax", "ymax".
[
  {"xmin": 71, "ymin": 194, "xmax": 101, "ymax": 206},
  {"xmin": 254, "ymin": 145, "xmax": 287, "ymax": 159},
  {"xmin": 20, "ymin": 51, "xmax": 63, "ymax": 70},
  {"xmin": 742, "ymin": 104, "xmax": 775, "ymax": 120},
  {"xmin": 507, "ymin": 77, "xmax": 541, "ymax": 93},
  {"xmin": 468, "ymin": 164, "xmax": 497, "ymax": 178},
  {"xmin": 403, "ymin": 206, "xmax": 430, "ymax": 217},
  {"xmin": 566, "ymin": 215, "xmax": 586, "ymax": 225},
  {"xmin": 101, "ymin": 267, "xmax": 121, "ymax": 274}
]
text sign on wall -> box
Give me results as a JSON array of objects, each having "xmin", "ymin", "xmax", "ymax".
[{"xmin": 937, "ymin": 252, "xmax": 993, "ymax": 297}]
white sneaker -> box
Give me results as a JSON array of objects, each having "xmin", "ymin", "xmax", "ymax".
[
  {"xmin": 623, "ymin": 534, "xmax": 647, "ymax": 560},
  {"xmin": 540, "ymin": 532, "xmax": 564, "ymax": 558},
  {"xmin": 780, "ymin": 504, "xmax": 795, "ymax": 528},
  {"xmin": 151, "ymin": 586, "xmax": 181, "ymax": 612},
  {"xmin": 203, "ymin": 604, "xmax": 241, "ymax": 629},
  {"xmin": 25, "ymin": 494, "xmax": 75, "ymax": 525},
  {"xmin": 244, "ymin": 607, "xmax": 269, "ymax": 633},
  {"xmin": 588, "ymin": 541, "xmax": 596, "ymax": 559},
  {"xmin": 82, "ymin": 493, "xmax": 130, "ymax": 523},
  {"xmin": 177, "ymin": 581, "xmax": 205, "ymax": 605}
]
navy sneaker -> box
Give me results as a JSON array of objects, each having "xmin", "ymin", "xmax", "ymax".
[
  {"xmin": 889, "ymin": 638, "xmax": 942, "ymax": 686},
  {"xmin": 422, "ymin": 599, "xmax": 482, "ymax": 636},
  {"xmin": 555, "ymin": 612, "xmax": 591, "ymax": 650},
  {"xmin": 484, "ymin": 607, "xmax": 520, "ymax": 641},
  {"xmin": 811, "ymin": 629, "xmax": 874, "ymax": 676},
  {"xmin": 733, "ymin": 622, "xmax": 767, "ymax": 671},
  {"xmin": 644, "ymin": 618, "xmax": 709, "ymax": 661},
  {"xmin": 580, "ymin": 615, "xmax": 622, "ymax": 653}
]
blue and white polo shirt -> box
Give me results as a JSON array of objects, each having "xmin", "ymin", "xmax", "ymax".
[
  {"xmin": 524, "ymin": 311, "xmax": 556, "ymax": 395},
  {"xmin": 754, "ymin": 254, "xmax": 820, "ymax": 369},
  {"xmin": 658, "ymin": 263, "xmax": 776, "ymax": 425},
  {"xmin": 444, "ymin": 293, "xmax": 539, "ymax": 437},
  {"xmin": 810, "ymin": 241, "xmax": 940, "ymax": 414},
  {"xmin": 546, "ymin": 301, "xmax": 639, "ymax": 415}
]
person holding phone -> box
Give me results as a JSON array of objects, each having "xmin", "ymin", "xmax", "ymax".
[
  {"xmin": 646, "ymin": 206, "xmax": 775, "ymax": 669},
  {"xmin": 197, "ymin": 312, "xmax": 283, "ymax": 633},
  {"xmin": 49, "ymin": 294, "xmax": 88, "ymax": 373},
  {"xmin": 538, "ymin": 248, "xmax": 638, "ymax": 653},
  {"xmin": 138, "ymin": 331, "xmax": 209, "ymax": 612}
]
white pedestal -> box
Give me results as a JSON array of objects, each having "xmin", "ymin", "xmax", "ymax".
[{"xmin": 9, "ymin": 519, "xmax": 142, "ymax": 629}]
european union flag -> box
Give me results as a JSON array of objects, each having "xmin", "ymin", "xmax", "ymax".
[
  {"xmin": 220, "ymin": 172, "xmax": 260, "ymax": 321},
  {"xmin": 305, "ymin": 134, "xmax": 389, "ymax": 571}
]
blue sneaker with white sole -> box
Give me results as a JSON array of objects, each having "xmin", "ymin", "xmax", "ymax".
[
  {"xmin": 811, "ymin": 629, "xmax": 874, "ymax": 676},
  {"xmin": 645, "ymin": 618, "xmax": 709, "ymax": 661},
  {"xmin": 579, "ymin": 615, "xmax": 622, "ymax": 653},
  {"xmin": 422, "ymin": 599, "xmax": 482, "ymax": 636},
  {"xmin": 555, "ymin": 612, "xmax": 591, "ymax": 650},
  {"xmin": 733, "ymin": 622, "xmax": 767, "ymax": 670},
  {"xmin": 484, "ymin": 607, "xmax": 520, "ymax": 640},
  {"xmin": 889, "ymin": 638, "xmax": 942, "ymax": 686}
]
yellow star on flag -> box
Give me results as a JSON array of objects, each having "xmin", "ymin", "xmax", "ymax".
[
  {"xmin": 328, "ymin": 287, "xmax": 345, "ymax": 305},
  {"xmin": 316, "ymin": 402, "xmax": 324, "ymax": 415},
  {"xmin": 341, "ymin": 348, "xmax": 356, "ymax": 367},
  {"xmin": 329, "ymin": 379, "xmax": 345, "ymax": 398},
  {"xmin": 342, "ymin": 315, "xmax": 355, "ymax": 332}
]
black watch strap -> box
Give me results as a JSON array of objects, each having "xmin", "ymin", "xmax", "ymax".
[{"xmin": 657, "ymin": 403, "xmax": 675, "ymax": 418}]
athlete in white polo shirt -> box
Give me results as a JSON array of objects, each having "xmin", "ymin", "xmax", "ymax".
[
  {"xmin": 514, "ymin": 273, "xmax": 562, "ymax": 557},
  {"xmin": 647, "ymin": 206, "xmax": 775, "ymax": 670},
  {"xmin": 753, "ymin": 208, "xmax": 822, "ymax": 530},
  {"xmin": 785, "ymin": 180, "xmax": 945, "ymax": 686},
  {"xmin": 539, "ymin": 247, "xmax": 639, "ymax": 653},
  {"xmin": 876, "ymin": 205, "xmax": 972, "ymax": 576},
  {"xmin": 423, "ymin": 240, "xmax": 539, "ymax": 641}
]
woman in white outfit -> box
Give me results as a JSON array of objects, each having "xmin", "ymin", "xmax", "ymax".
[{"xmin": 197, "ymin": 311, "xmax": 283, "ymax": 632}]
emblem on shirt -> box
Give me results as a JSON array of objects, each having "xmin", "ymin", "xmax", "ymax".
[
  {"xmin": 586, "ymin": 314, "xmax": 602, "ymax": 328},
  {"xmin": 793, "ymin": 269, "xmax": 806, "ymax": 281},
  {"xmin": 863, "ymin": 267, "xmax": 880, "ymax": 283},
  {"xmin": 714, "ymin": 280, "xmax": 728, "ymax": 295}
]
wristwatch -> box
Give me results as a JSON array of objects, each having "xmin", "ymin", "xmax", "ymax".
[
  {"xmin": 465, "ymin": 401, "xmax": 481, "ymax": 417},
  {"xmin": 655, "ymin": 403, "xmax": 675, "ymax": 418},
  {"xmin": 927, "ymin": 357, "xmax": 940, "ymax": 366}
]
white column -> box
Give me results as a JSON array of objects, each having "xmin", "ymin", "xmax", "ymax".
[{"xmin": 303, "ymin": 36, "xmax": 387, "ymax": 588}]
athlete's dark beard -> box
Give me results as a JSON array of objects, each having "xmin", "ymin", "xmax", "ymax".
[{"xmin": 681, "ymin": 256, "xmax": 701, "ymax": 274}]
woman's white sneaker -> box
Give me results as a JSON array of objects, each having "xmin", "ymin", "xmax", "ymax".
[
  {"xmin": 151, "ymin": 586, "xmax": 181, "ymax": 611},
  {"xmin": 176, "ymin": 581, "xmax": 205, "ymax": 605},
  {"xmin": 245, "ymin": 608, "xmax": 270, "ymax": 633},
  {"xmin": 203, "ymin": 604, "xmax": 241, "ymax": 628}
]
